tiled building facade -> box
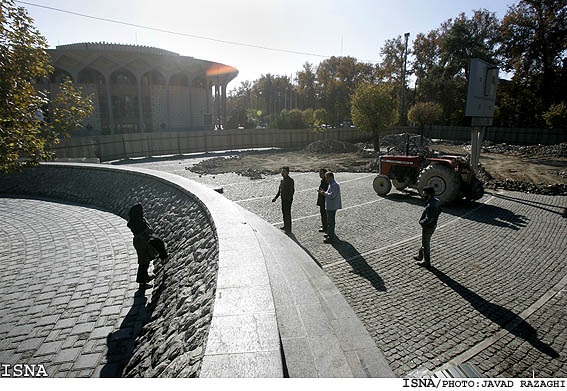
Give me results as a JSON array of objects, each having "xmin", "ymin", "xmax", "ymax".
[{"xmin": 39, "ymin": 43, "xmax": 238, "ymax": 135}]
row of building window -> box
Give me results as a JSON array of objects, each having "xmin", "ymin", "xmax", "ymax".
[{"xmin": 45, "ymin": 68, "xmax": 207, "ymax": 88}]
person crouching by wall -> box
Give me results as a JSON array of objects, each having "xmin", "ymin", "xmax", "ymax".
[
  {"xmin": 127, "ymin": 203, "xmax": 167, "ymax": 289},
  {"xmin": 317, "ymin": 168, "xmax": 329, "ymax": 233},
  {"xmin": 272, "ymin": 166, "xmax": 295, "ymax": 234}
]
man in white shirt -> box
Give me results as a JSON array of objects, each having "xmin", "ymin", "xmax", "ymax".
[{"xmin": 318, "ymin": 172, "xmax": 342, "ymax": 244}]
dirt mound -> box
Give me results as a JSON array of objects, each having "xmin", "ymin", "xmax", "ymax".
[
  {"xmin": 304, "ymin": 140, "xmax": 360, "ymax": 154},
  {"xmin": 190, "ymin": 155, "xmax": 279, "ymax": 179},
  {"xmin": 190, "ymin": 156, "xmax": 240, "ymax": 175},
  {"xmin": 482, "ymin": 142, "xmax": 567, "ymax": 158}
]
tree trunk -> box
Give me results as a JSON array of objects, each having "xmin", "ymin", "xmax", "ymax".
[{"xmin": 373, "ymin": 134, "xmax": 380, "ymax": 155}]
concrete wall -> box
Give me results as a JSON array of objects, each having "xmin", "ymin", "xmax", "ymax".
[
  {"xmin": 0, "ymin": 164, "xmax": 218, "ymax": 377},
  {"xmin": 52, "ymin": 128, "xmax": 366, "ymax": 162},
  {"xmin": 419, "ymin": 125, "xmax": 566, "ymax": 145},
  {"xmin": 53, "ymin": 125, "xmax": 565, "ymax": 163}
]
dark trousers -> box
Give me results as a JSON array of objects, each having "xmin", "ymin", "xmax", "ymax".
[
  {"xmin": 417, "ymin": 227, "xmax": 435, "ymax": 263},
  {"xmin": 136, "ymin": 261, "xmax": 150, "ymax": 284},
  {"xmin": 282, "ymin": 199, "xmax": 292, "ymax": 232},
  {"xmin": 326, "ymin": 209, "xmax": 337, "ymax": 240},
  {"xmin": 319, "ymin": 204, "xmax": 328, "ymax": 231}
]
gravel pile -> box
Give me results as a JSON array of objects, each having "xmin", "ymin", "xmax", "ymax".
[
  {"xmin": 237, "ymin": 167, "xmax": 279, "ymax": 179},
  {"xmin": 477, "ymin": 164, "xmax": 567, "ymax": 196},
  {"xmin": 304, "ymin": 140, "xmax": 360, "ymax": 154},
  {"xmin": 481, "ymin": 142, "xmax": 567, "ymax": 158},
  {"xmin": 551, "ymin": 170, "xmax": 567, "ymax": 179},
  {"xmin": 382, "ymin": 133, "xmax": 436, "ymax": 157},
  {"xmin": 382, "ymin": 133, "xmax": 433, "ymax": 147},
  {"xmin": 190, "ymin": 156, "xmax": 240, "ymax": 174}
]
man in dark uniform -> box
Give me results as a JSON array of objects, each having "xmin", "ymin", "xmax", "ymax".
[
  {"xmin": 317, "ymin": 168, "xmax": 329, "ymax": 233},
  {"xmin": 414, "ymin": 186, "xmax": 441, "ymax": 268},
  {"xmin": 272, "ymin": 166, "xmax": 295, "ymax": 234}
]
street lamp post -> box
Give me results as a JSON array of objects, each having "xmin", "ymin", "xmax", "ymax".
[{"xmin": 400, "ymin": 32, "xmax": 410, "ymax": 126}]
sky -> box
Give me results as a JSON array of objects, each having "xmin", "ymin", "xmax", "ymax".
[{"xmin": 16, "ymin": 0, "xmax": 515, "ymax": 92}]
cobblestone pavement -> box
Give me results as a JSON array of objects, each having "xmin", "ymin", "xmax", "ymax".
[
  {"xmin": 0, "ymin": 197, "xmax": 147, "ymax": 378},
  {"xmin": 128, "ymin": 156, "xmax": 567, "ymax": 378}
]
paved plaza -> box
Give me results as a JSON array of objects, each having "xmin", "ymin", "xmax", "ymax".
[
  {"xmin": 0, "ymin": 197, "xmax": 148, "ymax": 377},
  {"xmin": 125, "ymin": 156, "xmax": 567, "ymax": 377},
  {"xmin": 1, "ymin": 154, "xmax": 566, "ymax": 377}
]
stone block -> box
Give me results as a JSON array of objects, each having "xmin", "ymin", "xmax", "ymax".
[
  {"xmin": 213, "ymin": 285, "xmax": 274, "ymax": 316},
  {"xmin": 72, "ymin": 353, "xmax": 101, "ymax": 370},
  {"xmin": 200, "ymin": 351, "xmax": 282, "ymax": 378},
  {"xmin": 308, "ymin": 334, "xmax": 353, "ymax": 377},
  {"xmin": 205, "ymin": 313, "xmax": 279, "ymax": 355},
  {"xmin": 53, "ymin": 347, "xmax": 82, "ymax": 363},
  {"xmin": 280, "ymin": 337, "xmax": 319, "ymax": 377}
]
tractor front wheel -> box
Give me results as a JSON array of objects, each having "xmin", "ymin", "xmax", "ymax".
[
  {"xmin": 373, "ymin": 175, "xmax": 392, "ymax": 196},
  {"xmin": 417, "ymin": 164, "xmax": 460, "ymax": 205}
]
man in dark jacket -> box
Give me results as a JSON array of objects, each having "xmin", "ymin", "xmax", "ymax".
[
  {"xmin": 414, "ymin": 186, "xmax": 441, "ymax": 268},
  {"xmin": 317, "ymin": 168, "xmax": 329, "ymax": 233},
  {"xmin": 272, "ymin": 166, "xmax": 295, "ymax": 234}
]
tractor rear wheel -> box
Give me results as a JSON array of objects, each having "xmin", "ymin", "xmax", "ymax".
[
  {"xmin": 417, "ymin": 164, "xmax": 460, "ymax": 205},
  {"xmin": 373, "ymin": 175, "xmax": 392, "ymax": 196},
  {"xmin": 392, "ymin": 178, "xmax": 409, "ymax": 191},
  {"xmin": 466, "ymin": 177, "xmax": 484, "ymax": 201}
]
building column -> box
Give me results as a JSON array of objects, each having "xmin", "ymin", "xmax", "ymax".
[
  {"xmin": 206, "ymin": 81, "xmax": 211, "ymax": 114},
  {"xmin": 137, "ymin": 77, "xmax": 145, "ymax": 132},
  {"xmin": 166, "ymin": 81, "xmax": 172, "ymax": 131},
  {"xmin": 187, "ymin": 77, "xmax": 193, "ymax": 129},
  {"xmin": 105, "ymin": 76, "xmax": 115, "ymax": 134},
  {"xmin": 215, "ymin": 84, "xmax": 220, "ymax": 129},
  {"xmin": 222, "ymin": 81, "xmax": 228, "ymax": 130}
]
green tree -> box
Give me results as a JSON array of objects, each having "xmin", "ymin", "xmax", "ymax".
[
  {"xmin": 408, "ymin": 102, "xmax": 443, "ymax": 125},
  {"xmin": 0, "ymin": 0, "xmax": 93, "ymax": 173},
  {"xmin": 301, "ymin": 108, "xmax": 314, "ymax": 128},
  {"xmin": 316, "ymin": 56, "xmax": 375, "ymax": 126},
  {"xmin": 252, "ymin": 74, "xmax": 291, "ymax": 116},
  {"xmin": 408, "ymin": 101, "xmax": 443, "ymax": 144},
  {"xmin": 50, "ymin": 78, "xmax": 95, "ymax": 137},
  {"xmin": 500, "ymin": 0, "xmax": 567, "ymax": 108},
  {"xmin": 351, "ymin": 84, "xmax": 397, "ymax": 152},
  {"xmin": 313, "ymin": 108, "xmax": 328, "ymax": 128},
  {"xmin": 227, "ymin": 80, "xmax": 256, "ymax": 129},
  {"xmin": 412, "ymin": 9, "xmax": 500, "ymax": 125},
  {"xmin": 377, "ymin": 36, "xmax": 409, "ymax": 116},
  {"xmin": 268, "ymin": 109, "xmax": 308, "ymax": 129},
  {"xmin": 543, "ymin": 102, "xmax": 567, "ymax": 129},
  {"xmin": 296, "ymin": 62, "xmax": 317, "ymax": 109}
]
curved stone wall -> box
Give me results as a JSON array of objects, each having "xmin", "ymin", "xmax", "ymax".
[{"xmin": 0, "ymin": 164, "xmax": 218, "ymax": 377}]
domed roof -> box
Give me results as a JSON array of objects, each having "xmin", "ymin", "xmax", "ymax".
[{"xmin": 55, "ymin": 42, "xmax": 181, "ymax": 57}]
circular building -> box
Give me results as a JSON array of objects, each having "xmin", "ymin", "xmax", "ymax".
[{"xmin": 40, "ymin": 42, "xmax": 238, "ymax": 135}]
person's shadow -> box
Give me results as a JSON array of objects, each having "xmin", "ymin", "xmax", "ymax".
[
  {"xmin": 429, "ymin": 266, "xmax": 559, "ymax": 359},
  {"xmin": 288, "ymin": 233, "xmax": 323, "ymax": 268},
  {"xmin": 331, "ymin": 239, "xmax": 387, "ymax": 292},
  {"xmin": 386, "ymin": 192, "xmax": 530, "ymax": 230},
  {"xmin": 99, "ymin": 289, "xmax": 148, "ymax": 377}
]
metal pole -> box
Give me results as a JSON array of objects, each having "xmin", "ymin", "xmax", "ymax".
[
  {"xmin": 400, "ymin": 32, "xmax": 410, "ymax": 126},
  {"xmin": 471, "ymin": 127, "xmax": 484, "ymax": 170}
]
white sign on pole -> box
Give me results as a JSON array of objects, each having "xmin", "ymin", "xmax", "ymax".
[{"xmin": 465, "ymin": 58, "xmax": 499, "ymax": 118}]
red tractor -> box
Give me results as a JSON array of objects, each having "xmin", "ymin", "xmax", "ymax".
[{"xmin": 373, "ymin": 155, "xmax": 484, "ymax": 205}]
